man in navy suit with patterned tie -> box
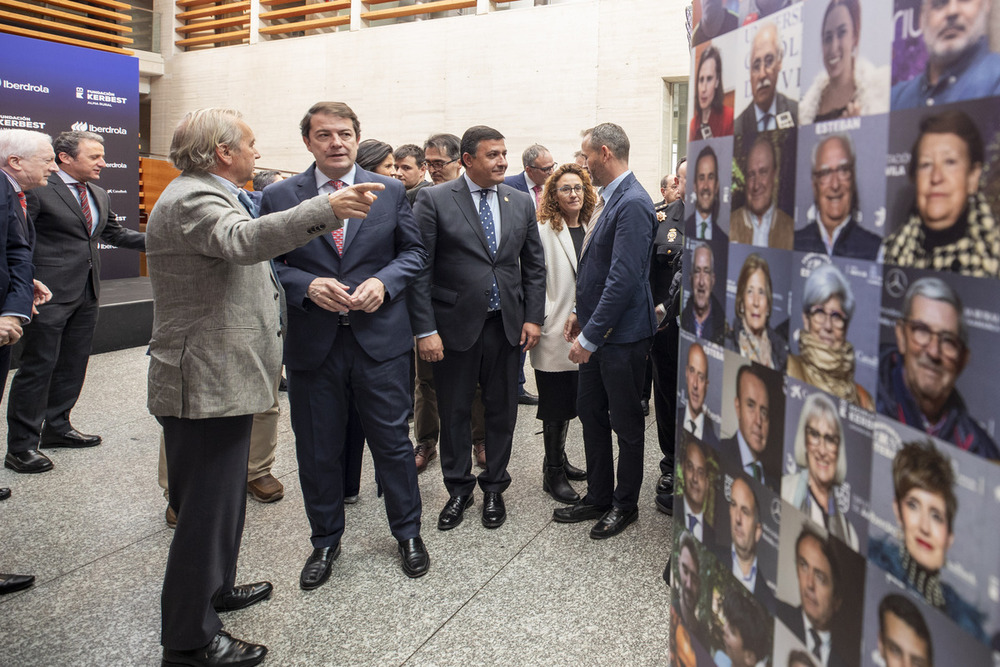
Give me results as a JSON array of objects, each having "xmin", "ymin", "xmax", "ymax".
[
  {"xmin": 260, "ymin": 102, "xmax": 429, "ymax": 587},
  {"xmin": 553, "ymin": 123, "xmax": 656, "ymax": 539}
]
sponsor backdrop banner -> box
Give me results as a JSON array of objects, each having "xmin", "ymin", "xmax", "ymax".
[
  {"xmin": 673, "ymin": 1, "xmax": 1000, "ymax": 666},
  {"xmin": 0, "ymin": 32, "xmax": 139, "ymax": 280}
]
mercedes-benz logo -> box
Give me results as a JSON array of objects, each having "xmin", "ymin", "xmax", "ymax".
[{"xmin": 884, "ymin": 268, "xmax": 908, "ymax": 299}]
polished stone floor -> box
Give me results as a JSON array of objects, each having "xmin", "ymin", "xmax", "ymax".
[{"xmin": 0, "ymin": 346, "xmax": 672, "ymax": 666}]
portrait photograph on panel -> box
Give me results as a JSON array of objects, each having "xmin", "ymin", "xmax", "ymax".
[
  {"xmin": 877, "ymin": 266, "xmax": 1000, "ymax": 460},
  {"xmin": 771, "ymin": 620, "xmax": 819, "ymax": 667},
  {"xmin": 685, "ymin": 138, "xmax": 735, "ymax": 245},
  {"xmin": 859, "ymin": 566, "xmax": 994, "ymax": 667},
  {"xmin": 793, "ymin": 116, "xmax": 889, "ymax": 260},
  {"xmin": 689, "ymin": 32, "xmax": 741, "ymax": 142},
  {"xmin": 739, "ymin": 0, "xmax": 803, "ymax": 28},
  {"xmin": 787, "ymin": 253, "xmax": 881, "ymax": 405},
  {"xmin": 734, "ymin": 6, "xmax": 804, "ymax": 139},
  {"xmin": 682, "ymin": 238, "xmax": 730, "ymax": 347},
  {"xmin": 882, "ymin": 97, "xmax": 1000, "ymax": 278},
  {"xmin": 890, "ymin": 0, "xmax": 1000, "ymax": 111},
  {"xmin": 731, "ymin": 128, "xmax": 798, "ymax": 250},
  {"xmin": 704, "ymin": 577, "xmax": 775, "ymax": 667},
  {"xmin": 781, "ymin": 378, "xmax": 874, "ymax": 556},
  {"xmin": 774, "ymin": 505, "xmax": 866, "ymax": 667},
  {"xmin": 712, "ymin": 469, "xmax": 782, "ymax": 614},
  {"xmin": 798, "ymin": 0, "xmax": 891, "ymax": 125},
  {"xmin": 679, "ymin": 331, "xmax": 726, "ymax": 450},
  {"xmin": 725, "ymin": 243, "xmax": 792, "ymax": 372},
  {"xmin": 672, "ymin": 528, "xmax": 726, "ymax": 661},
  {"xmin": 868, "ymin": 416, "xmax": 1000, "ymax": 646},
  {"xmin": 692, "ymin": 0, "xmax": 742, "ymax": 48},
  {"xmin": 673, "ymin": 431, "xmax": 724, "ymax": 550},
  {"xmin": 719, "ymin": 350, "xmax": 785, "ymax": 494}
]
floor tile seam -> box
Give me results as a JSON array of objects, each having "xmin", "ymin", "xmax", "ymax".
[{"xmin": 396, "ymin": 512, "xmax": 555, "ymax": 665}]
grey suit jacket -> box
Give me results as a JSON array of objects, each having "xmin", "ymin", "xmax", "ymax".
[
  {"xmin": 26, "ymin": 171, "xmax": 145, "ymax": 303},
  {"xmin": 145, "ymin": 171, "xmax": 340, "ymax": 419},
  {"xmin": 734, "ymin": 92, "xmax": 798, "ymax": 140},
  {"xmin": 409, "ymin": 178, "xmax": 545, "ymax": 351}
]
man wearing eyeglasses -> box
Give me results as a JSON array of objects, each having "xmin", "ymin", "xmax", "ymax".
[
  {"xmin": 877, "ymin": 276, "xmax": 999, "ymax": 460},
  {"xmin": 794, "ymin": 134, "xmax": 880, "ymax": 260},
  {"xmin": 423, "ymin": 133, "xmax": 463, "ymax": 185}
]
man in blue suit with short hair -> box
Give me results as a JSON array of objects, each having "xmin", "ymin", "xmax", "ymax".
[
  {"xmin": 260, "ymin": 101, "xmax": 429, "ymax": 587},
  {"xmin": 553, "ymin": 122, "xmax": 656, "ymax": 539}
]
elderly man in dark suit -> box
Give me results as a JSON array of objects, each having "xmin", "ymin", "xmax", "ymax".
[
  {"xmin": 147, "ymin": 107, "xmax": 379, "ymax": 666},
  {"xmin": 5, "ymin": 130, "xmax": 145, "ymax": 474},
  {"xmin": 411, "ymin": 125, "xmax": 545, "ymax": 531},
  {"xmin": 0, "ymin": 129, "xmax": 47, "ymax": 594},
  {"xmin": 734, "ymin": 21, "xmax": 798, "ymax": 140},
  {"xmin": 553, "ymin": 122, "xmax": 656, "ymax": 539},
  {"xmin": 260, "ymin": 101, "xmax": 429, "ymax": 586}
]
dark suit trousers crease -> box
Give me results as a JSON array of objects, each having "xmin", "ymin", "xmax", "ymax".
[
  {"xmin": 7, "ymin": 282, "xmax": 98, "ymax": 453},
  {"xmin": 289, "ymin": 327, "xmax": 420, "ymax": 548},
  {"xmin": 649, "ymin": 323, "xmax": 679, "ymax": 475},
  {"xmin": 432, "ymin": 315, "xmax": 518, "ymax": 497},
  {"xmin": 160, "ymin": 414, "xmax": 253, "ymax": 651},
  {"xmin": 577, "ymin": 337, "xmax": 651, "ymax": 509},
  {"xmin": 0, "ymin": 346, "xmax": 12, "ymax": 397},
  {"xmin": 343, "ymin": 404, "xmax": 365, "ymax": 498},
  {"xmin": 414, "ymin": 351, "xmax": 486, "ymax": 447}
]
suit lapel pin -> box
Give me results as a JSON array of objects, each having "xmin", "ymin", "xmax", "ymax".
[{"xmin": 504, "ymin": 196, "xmax": 509, "ymax": 202}]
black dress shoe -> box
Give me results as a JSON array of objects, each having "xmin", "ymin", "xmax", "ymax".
[
  {"xmin": 299, "ymin": 544, "xmax": 340, "ymax": 590},
  {"xmin": 4, "ymin": 450, "xmax": 53, "ymax": 474},
  {"xmin": 398, "ymin": 537, "xmax": 430, "ymax": 578},
  {"xmin": 590, "ymin": 506, "xmax": 639, "ymax": 539},
  {"xmin": 162, "ymin": 630, "xmax": 267, "ymax": 667},
  {"xmin": 481, "ymin": 491, "xmax": 506, "ymax": 528},
  {"xmin": 437, "ymin": 494, "xmax": 473, "ymax": 531},
  {"xmin": 517, "ymin": 391, "xmax": 539, "ymax": 406},
  {"xmin": 552, "ymin": 501, "xmax": 612, "ymax": 523},
  {"xmin": 641, "ymin": 399, "xmax": 650, "ymax": 416},
  {"xmin": 655, "ymin": 472, "xmax": 674, "ymax": 496},
  {"xmin": 278, "ymin": 375, "xmax": 288, "ymax": 392},
  {"xmin": 0, "ymin": 487, "xmax": 10, "ymax": 501},
  {"xmin": 0, "ymin": 573, "xmax": 35, "ymax": 595},
  {"xmin": 654, "ymin": 493, "xmax": 674, "ymax": 515},
  {"xmin": 212, "ymin": 581, "xmax": 273, "ymax": 612},
  {"xmin": 39, "ymin": 427, "xmax": 101, "ymax": 449}
]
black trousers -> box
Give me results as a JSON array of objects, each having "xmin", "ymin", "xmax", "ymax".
[
  {"xmin": 7, "ymin": 283, "xmax": 99, "ymax": 453},
  {"xmin": 648, "ymin": 322, "xmax": 679, "ymax": 476},
  {"xmin": 577, "ymin": 337, "xmax": 651, "ymax": 509},
  {"xmin": 433, "ymin": 314, "xmax": 518, "ymax": 497},
  {"xmin": 160, "ymin": 413, "xmax": 253, "ymax": 650},
  {"xmin": 289, "ymin": 327, "xmax": 420, "ymax": 548}
]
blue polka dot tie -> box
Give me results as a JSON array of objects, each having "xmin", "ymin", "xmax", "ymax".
[{"xmin": 478, "ymin": 189, "xmax": 500, "ymax": 310}]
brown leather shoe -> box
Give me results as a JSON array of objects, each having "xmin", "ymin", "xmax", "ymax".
[
  {"xmin": 414, "ymin": 442, "xmax": 436, "ymax": 473},
  {"xmin": 165, "ymin": 505, "xmax": 177, "ymax": 529},
  {"xmin": 247, "ymin": 474, "xmax": 284, "ymax": 503},
  {"xmin": 474, "ymin": 442, "xmax": 486, "ymax": 469}
]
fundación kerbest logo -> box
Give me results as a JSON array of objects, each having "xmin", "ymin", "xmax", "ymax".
[
  {"xmin": 71, "ymin": 121, "xmax": 128, "ymax": 135},
  {"xmin": 76, "ymin": 87, "xmax": 84, "ymax": 99},
  {"xmin": 79, "ymin": 87, "xmax": 128, "ymax": 106}
]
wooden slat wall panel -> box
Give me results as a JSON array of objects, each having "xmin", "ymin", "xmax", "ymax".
[
  {"xmin": 175, "ymin": 0, "xmax": 250, "ymax": 49},
  {"xmin": 260, "ymin": 0, "xmax": 349, "ymax": 22},
  {"xmin": 259, "ymin": 0, "xmax": 350, "ymax": 38},
  {"xmin": 0, "ymin": 0, "xmax": 132, "ymax": 54},
  {"xmin": 259, "ymin": 14, "xmax": 348, "ymax": 35},
  {"xmin": 361, "ymin": 0, "xmax": 474, "ymax": 21}
]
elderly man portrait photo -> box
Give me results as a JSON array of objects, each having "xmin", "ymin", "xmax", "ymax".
[
  {"xmin": 794, "ymin": 133, "xmax": 881, "ymax": 260},
  {"xmin": 681, "ymin": 243, "xmax": 726, "ymax": 345},
  {"xmin": 892, "ymin": 0, "xmax": 1000, "ymax": 109},
  {"xmin": 730, "ymin": 135, "xmax": 794, "ymax": 249},
  {"xmin": 735, "ymin": 21, "xmax": 799, "ymax": 139},
  {"xmin": 877, "ymin": 275, "xmax": 999, "ymax": 460}
]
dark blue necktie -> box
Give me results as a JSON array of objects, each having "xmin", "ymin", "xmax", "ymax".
[
  {"xmin": 237, "ymin": 189, "xmax": 257, "ymax": 218},
  {"xmin": 478, "ymin": 189, "xmax": 500, "ymax": 311}
]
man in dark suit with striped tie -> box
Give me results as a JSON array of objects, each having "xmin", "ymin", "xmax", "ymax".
[{"xmin": 5, "ymin": 130, "xmax": 145, "ymax": 474}]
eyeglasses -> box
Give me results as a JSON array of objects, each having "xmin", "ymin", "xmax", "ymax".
[
  {"xmin": 813, "ymin": 163, "xmax": 853, "ymax": 184},
  {"xmin": 425, "ymin": 158, "xmax": 458, "ymax": 170},
  {"xmin": 901, "ymin": 318, "xmax": 965, "ymax": 360},
  {"xmin": 805, "ymin": 425, "xmax": 840, "ymax": 450},
  {"xmin": 529, "ymin": 163, "xmax": 555, "ymax": 175},
  {"xmin": 557, "ymin": 185, "xmax": 585, "ymax": 195},
  {"xmin": 807, "ymin": 307, "xmax": 848, "ymax": 330}
]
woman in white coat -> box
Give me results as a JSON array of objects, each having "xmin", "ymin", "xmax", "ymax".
[{"xmin": 530, "ymin": 163, "xmax": 597, "ymax": 503}]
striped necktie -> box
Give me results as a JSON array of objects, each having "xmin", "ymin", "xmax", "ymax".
[
  {"xmin": 327, "ymin": 180, "xmax": 347, "ymax": 255},
  {"xmin": 74, "ymin": 183, "xmax": 93, "ymax": 235}
]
